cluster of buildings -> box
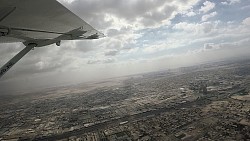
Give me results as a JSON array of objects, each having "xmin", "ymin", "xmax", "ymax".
[{"xmin": 0, "ymin": 60, "xmax": 250, "ymax": 141}]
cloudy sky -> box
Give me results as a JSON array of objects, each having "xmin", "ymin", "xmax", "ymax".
[{"xmin": 1, "ymin": 0, "xmax": 250, "ymax": 93}]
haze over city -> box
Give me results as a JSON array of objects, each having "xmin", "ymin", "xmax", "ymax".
[{"xmin": 1, "ymin": 0, "xmax": 250, "ymax": 93}]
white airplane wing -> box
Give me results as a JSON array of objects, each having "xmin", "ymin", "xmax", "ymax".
[
  {"xmin": 0, "ymin": 0, "xmax": 104, "ymax": 43},
  {"xmin": 0, "ymin": 0, "xmax": 104, "ymax": 78}
]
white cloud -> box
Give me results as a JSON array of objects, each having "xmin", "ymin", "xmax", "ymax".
[
  {"xmin": 143, "ymin": 44, "xmax": 166, "ymax": 54},
  {"xmin": 173, "ymin": 21, "xmax": 216, "ymax": 34},
  {"xmin": 87, "ymin": 58, "xmax": 116, "ymax": 64},
  {"xmin": 59, "ymin": 0, "xmax": 200, "ymax": 30},
  {"xmin": 221, "ymin": 0, "xmax": 241, "ymax": 5},
  {"xmin": 204, "ymin": 43, "xmax": 215, "ymax": 50},
  {"xmin": 199, "ymin": 1, "xmax": 215, "ymax": 13},
  {"xmin": 242, "ymin": 17, "xmax": 250, "ymax": 26},
  {"xmin": 181, "ymin": 8, "xmax": 197, "ymax": 17},
  {"xmin": 173, "ymin": 22, "xmax": 197, "ymax": 31},
  {"xmin": 202, "ymin": 12, "xmax": 217, "ymax": 21},
  {"xmin": 186, "ymin": 11, "xmax": 196, "ymax": 17}
]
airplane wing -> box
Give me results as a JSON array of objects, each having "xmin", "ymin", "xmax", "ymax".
[
  {"xmin": 0, "ymin": 0, "xmax": 104, "ymax": 43},
  {"xmin": 0, "ymin": 0, "xmax": 104, "ymax": 78}
]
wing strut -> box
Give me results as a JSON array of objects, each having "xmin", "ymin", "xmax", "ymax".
[{"xmin": 0, "ymin": 43, "xmax": 37, "ymax": 78}]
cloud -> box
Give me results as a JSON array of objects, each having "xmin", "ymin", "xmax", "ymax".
[
  {"xmin": 241, "ymin": 5, "xmax": 250, "ymax": 10},
  {"xmin": 87, "ymin": 58, "xmax": 116, "ymax": 64},
  {"xmin": 204, "ymin": 43, "xmax": 215, "ymax": 50},
  {"xmin": 173, "ymin": 21, "xmax": 216, "ymax": 34},
  {"xmin": 242, "ymin": 17, "xmax": 250, "ymax": 26},
  {"xmin": 59, "ymin": 0, "xmax": 200, "ymax": 30},
  {"xmin": 202, "ymin": 38, "xmax": 250, "ymax": 52},
  {"xmin": 87, "ymin": 60, "xmax": 101, "ymax": 64},
  {"xmin": 203, "ymin": 43, "xmax": 222, "ymax": 51},
  {"xmin": 199, "ymin": 1, "xmax": 215, "ymax": 13},
  {"xmin": 186, "ymin": 11, "xmax": 196, "ymax": 17},
  {"xmin": 202, "ymin": 12, "xmax": 217, "ymax": 21},
  {"xmin": 181, "ymin": 8, "xmax": 197, "ymax": 17},
  {"xmin": 143, "ymin": 44, "xmax": 166, "ymax": 54},
  {"xmin": 105, "ymin": 50, "xmax": 119, "ymax": 56},
  {"xmin": 221, "ymin": 0, "xmax": 241, "ymax": 5},
  {"xmin": 103, "ymin": 58, "xmax": 116, "ymax": 63},
  {"xmin": 0, "ymin": 43, "xmax": 22, "ymax": 63}
]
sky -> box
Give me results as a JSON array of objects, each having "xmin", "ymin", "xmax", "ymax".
[{"xmin": 0, "ymin": 0, "xmax": 250, "ymax": 93}]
